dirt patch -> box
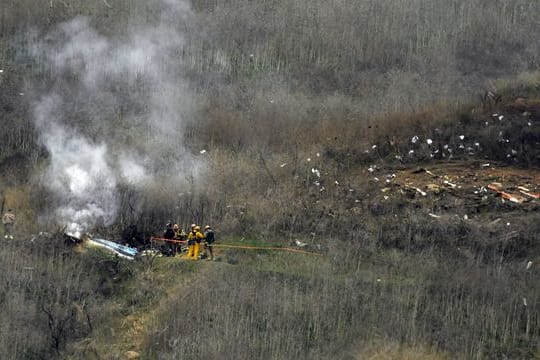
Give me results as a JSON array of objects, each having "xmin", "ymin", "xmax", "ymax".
[{"xmin": 361, "ymin": 160, "xmax": 540, "ymax": 223}]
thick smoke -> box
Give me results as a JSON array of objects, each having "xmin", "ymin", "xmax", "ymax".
[{"xmin": 32, "ymin": 1, "xmax": 198, "ymax": 234}]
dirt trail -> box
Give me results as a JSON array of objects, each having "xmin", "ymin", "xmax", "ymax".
[
  {"xmin": 123, "ymin": 260, "xmax": 214, "ymax": 358},
  {"xmin": 82, "ymin": 257, "xmax": 218, "ymax": 359}
]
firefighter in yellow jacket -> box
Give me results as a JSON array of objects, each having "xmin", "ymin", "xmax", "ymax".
[
  {"xmin": 187, "ymin": 225, "xmax": 205, "ymax": 259},
  {"xmin": 194, "ymin": 226, "xmax": 205, "ymax": 259}
]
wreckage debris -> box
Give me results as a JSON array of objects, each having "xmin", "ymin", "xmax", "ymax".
[
  {"xmin": 87, "ymin": 237, "xmax": 138, "ymax": 259},
  {"xmin": 487, "ymin": 183, "xmax": 528, "ymax": 204},
  {"xmin": 517, "ymin": 186, "xmax": 540, "ymax": 199},
  {"xmin": 66, "ymin": 232, "xmax": 138, "ymax": 259}
]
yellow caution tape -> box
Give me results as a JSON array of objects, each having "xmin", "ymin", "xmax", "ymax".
[{"xmin": 213, "ymin": 244, "xmax": 321, "ymax": 256}]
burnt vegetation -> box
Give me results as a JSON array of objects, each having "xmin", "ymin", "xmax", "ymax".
[{"xmin": 0, "ymin": 0, "xmax": 540, "ymax": 359}]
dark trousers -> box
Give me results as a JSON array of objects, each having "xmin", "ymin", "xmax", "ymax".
[{"xmin": 4, "ymin": 223, "xmax": 13, "ymax": 236}]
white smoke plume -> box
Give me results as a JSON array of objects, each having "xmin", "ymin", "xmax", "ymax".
[{"xmin": 32, "ymin": 1, "xmax": 198, "ymax": 234}]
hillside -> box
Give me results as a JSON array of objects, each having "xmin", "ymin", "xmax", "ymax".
[
  {"xmin": 1, "ymin": 88, "xmax": 539, "ymax": 358},
  {"xmin": 0, "ymin": 0, "xmax": 540, "ymax": 358}
]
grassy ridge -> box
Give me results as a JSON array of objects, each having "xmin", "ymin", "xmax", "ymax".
[{"xmin": 142, "ymin": 246, "xmax": 539, "ymax": 359}]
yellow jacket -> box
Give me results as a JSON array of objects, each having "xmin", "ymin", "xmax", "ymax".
[{"xmin": 188, "ymin": 230, "xmax": 205, "ymax": 243}]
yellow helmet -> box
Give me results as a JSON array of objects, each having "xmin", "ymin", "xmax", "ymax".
[{"xmin": 194, "ymin": 226, "xmax": 201, "ymax": 231}]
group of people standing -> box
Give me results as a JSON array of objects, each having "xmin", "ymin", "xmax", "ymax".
[{"xmin": 162, "ymin": 222, "xmax": 215, "ymax": 260}]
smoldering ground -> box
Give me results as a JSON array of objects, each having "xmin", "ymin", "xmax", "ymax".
[{"xmin": 30, "ymin": 0, "xmax": 202, "ymax": 233}]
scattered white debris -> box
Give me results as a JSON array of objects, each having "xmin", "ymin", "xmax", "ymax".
[
  {"xmin": 313, "ymin": 181, "xmax": 320, "ymax": 186},
  {"xmin": 368, "ymin": 165, "xmax": 376, "ymax": 173},
  {"xmin": 408, "ymin": 150, "xmax": 414, "ymax": 155},
  {"xmin": 523, "ymin": 297, "xmax": 527, "ymax": 307},
  {"xmin": 373, "ymin": 177, "xmax": 379, "ymax": 182},
  {"xmin": 141, "ymin": 249, "xmax": 162, "ymax": 257},
  {"xmin": 485, "ymin": 121, "xmax": 489, "ymax": 126},
  {"xmin": 411, "ymin": 135, "xmax": 419, "ymax": 144},
  {"xmin": 280, "ymin": 163, "xmax": 287, "ymax": 168},
  {"xmin": 199, "ymin": 149, "xmax": 207, "ymax": 154},
  {"xmin": 295, "ymin": 239, "xmax": 307, "ymax": 247},
  {"xmin": 463, "ymin": 214, "xmax": 468, "ymax": 220},
  {"xmin": 443, "ymin": 144, "xmax": 449, "ymax": 149},
  {"xmin": 376, "ymin": 278, "xmax": 382, "ymax": 282},
  {"xmin": 443, "ymin": 180, "xmax": 457, "ymax": 188},
  {"xmin": 528, "ymin": 122, "xmax": 532, "ymax": 126},
  {"xmin": 492, "ymin": 113, "xmax": 498, "ymax": 117},
  {"xmin": 395, "ymin": 155, "xmax": 403, "ymax": 160},
  {"xmin": 383, "ymin": 195, "xmax": 389, "ymax": 200},
  {"xmin": 429, "ymin": 213, "xmax": 441, "ymax": 218},
  {"xmin": 320, "ymin": 186, "xmax": 325, "ymax": 192},
  {"xmin": 506, "ymin": 222, "xmax": 511, "ymax": 226},
  {"xmin": 334, "ymin": 180, "xmax": 339, "ymax": 185},
  {"xmin": 498, "ymin": 115, "xmax": 504, "ymax": 121},
  {"xmin": 0, "ymin": 69, "xmax": 3, "ymax": 73},
  {"xmin": 415, "ymin": 187, "xmax": 427, "ymax": 196},
  {"xmin": 19, "ymin": 93, "xmax": 24, "ymax": 96},
  {"xmin": 474, "ymin": 142, "xmax": 480, "ymax": 147},
  {"xmin": 311, "ymin": 168, "xmax": 321, "ymax": 177},
  {"xmin": 307, "ymin": 158, "xmax": 311, "ymax": 162},
  {"xmin": 355, "ymin": 199, "xmax": 360, "ymax": 203},
  {"xmin": 426, "ymin": 139, "xmax": 433, "ymax": 145},
  {"xmin": 349, "ymin": 189, "xmax": 354, "ymax": 192},
  {"xmin": 372, "ymin": 145, "xmax": 377, "ymax": 149},
  {"xmin": 459, "ymin": 135, "xmax": 465, "ymax": 140},
  {"xmin": 316, "ymin": 152, "xmax": 320, "ymax": 157},
  {"xmin": 511, "ymin": 149, "xmax": 518, "ymax": 155},
  {"xmin": 526, "ymin": 261, "xmax": 533, "ymax": 270}
]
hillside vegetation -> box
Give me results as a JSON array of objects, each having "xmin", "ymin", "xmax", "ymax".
[{"xmin": 0, "ymin": 0, "xmax": 539, "ymax": 359}]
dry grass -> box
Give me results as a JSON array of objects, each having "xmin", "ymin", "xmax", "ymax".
[{"xmin": 352, "ymin": 341, "xmax": 450, "ymax": 360}]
